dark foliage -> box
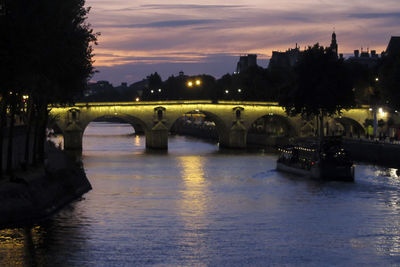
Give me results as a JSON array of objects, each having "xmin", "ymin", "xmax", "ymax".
[
  {"xmin": 279, "ymin": 43, "xmax": 355, "ymax": 117},
  {"xmin": 346, "ymin": 61, "xmax": 378, "ymax": 105},
  {"xmin": 0, "ymin": 0, "xmax": 97, "ymax": 174}
]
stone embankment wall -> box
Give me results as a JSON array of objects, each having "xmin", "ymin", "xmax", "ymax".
[
  {"xmin": 343, "ymin": 139, "xmax": 400, "ymax": 167},
  {"xmin": 172, "ymin": 122, "xmax": 289, "ymax": 146},
  {"xmin": 174, "ymin": 123, "xmax": 400, "ymax": 167},
  {"xmin": 0, "ymin": 142, "xmax": 91, "ymax": 228}
]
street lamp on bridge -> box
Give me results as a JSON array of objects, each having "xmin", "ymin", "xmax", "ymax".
[{"xmin": 187, "ymin": 79, "xmax": 201, "ymax": 88}]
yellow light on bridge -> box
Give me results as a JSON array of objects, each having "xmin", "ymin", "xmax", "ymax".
[
  {"xmin": 187, "ymin": 81, "xmax": 193, "ymax": 87},
  {"xmin": 135, "ymin": 97, "xmax": 140, "ymax": 102},
  {"xmin": 195, "ymin": 80, "xmax": 201, "ymax": 86},
  {"xmin": 378, "ymin": 107, "xmax": 387, "ymax": 119}
]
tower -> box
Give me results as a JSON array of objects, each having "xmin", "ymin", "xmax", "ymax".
[{"xmin": 330, "ymin": 31, "xmax": 338, "ymax": 57}]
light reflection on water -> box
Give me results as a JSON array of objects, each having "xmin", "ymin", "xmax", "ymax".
[
  {"xmin": 178, "ymin": 156, "xmax": 210, "ymax": 261},
  {"xmin": 2, "ymin": 122, "xmax": 400, "ymax": 265}
]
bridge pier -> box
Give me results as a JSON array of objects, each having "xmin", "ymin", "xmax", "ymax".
[
  {"xmin": 64, "ymin": 122, "xmax": 83, "ymax": 151},
  {"xmin": 145, "ymin": 121, "xmax": 168, "ymax": 149},
  {"xmin": 219, "ymin": 121, "xmax": 247, "ymax": 149}
]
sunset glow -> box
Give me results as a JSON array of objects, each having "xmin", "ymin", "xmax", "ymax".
[{"xmin": 86, "ymin": 0, "xmax": 400, "ymax": 83}]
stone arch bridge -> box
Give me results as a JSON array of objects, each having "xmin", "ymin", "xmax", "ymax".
[{"xmin": 49, "ymin": 100, "xmax": 374, "ymax": 150}]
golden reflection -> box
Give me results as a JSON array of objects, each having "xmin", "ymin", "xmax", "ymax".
[
  {"xmin": 134, "ymin": 135, "xmax": 141, "ymax": 146},
  {"xmin": 179, "ymin": 156, "xmax": 208, "ymax": 215},
  {"xmin": 178, "ymin": 156, "xmax": 209, "ymax": 255},
  {"xmin": 0, "ymin": 226, "xmax": 45, "ymax": 266}
]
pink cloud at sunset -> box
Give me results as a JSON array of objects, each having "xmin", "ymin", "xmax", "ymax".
[{"xmin": 85, "ymin": 0, "xmax": 400, "ymax": 84}]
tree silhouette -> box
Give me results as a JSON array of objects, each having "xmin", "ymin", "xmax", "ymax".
[
  {"xmin": 279, "ymin": 44, "xmax": 355, "ymax": 136},
  {"xmin": 144, "ymin": 72, "xmax": 163, "ymax": 100},
  {"xmin": 0, "ymin": 0, "xmax": 97, "ymax": 175}
]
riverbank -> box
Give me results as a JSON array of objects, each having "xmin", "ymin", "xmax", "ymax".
[
  {"xmin": 0, "ymin": 142, "xmax": 91, "ymax": 228},
  {"xmin": 343, "ymin": 138, "xmax": 400, "ymax": 167},
  {"xmin": 172, "ymin": 124, "xmax": 400, "ymax": 167}
]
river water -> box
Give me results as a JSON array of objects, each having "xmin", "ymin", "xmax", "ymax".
[{"xmin": 1, "ymin": 122, "xmax": 400, "ymax": 266}]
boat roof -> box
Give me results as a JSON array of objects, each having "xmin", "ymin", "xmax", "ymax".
[{"xmin": 280, "ymin": 136, "xmax": 343, "ymax": 151}]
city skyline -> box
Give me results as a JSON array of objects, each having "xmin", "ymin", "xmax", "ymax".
[{"xmin": 86, "ymin": 0, "xmax": 400, "ymax": 85}]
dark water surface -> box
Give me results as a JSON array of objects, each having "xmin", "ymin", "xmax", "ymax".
[{"xmin": 1, "ymin": 122, "xmax": 400, "ymax": 266}]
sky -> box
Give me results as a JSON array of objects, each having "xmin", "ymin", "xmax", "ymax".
[{"xmin": 85, "ymin": 0, "xmax": 400, "ymax": 85}]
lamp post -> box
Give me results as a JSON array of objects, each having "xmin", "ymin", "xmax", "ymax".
[{"xmin": 373, "ymin": 77, "xmax": 379, "ymax": 139}]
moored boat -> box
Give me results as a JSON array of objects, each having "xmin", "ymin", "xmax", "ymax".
[{"xmin": 276, "ymin": 136, "xmax": 354, "ymax": 181}]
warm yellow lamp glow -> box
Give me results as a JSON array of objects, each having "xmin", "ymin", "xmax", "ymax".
[
  {"xmin": 187, "ymin": 81, "xmax": 193, "ymax": 87},
  {"xmin": 135, "ymin": 97, "xmax": 140, "ymax": 102},
  {"xmin": 178, "ymin": 156, "xmax": 207, "ymax": 215},
  {"xmin": 195, "ymin": 80, "xmax": 201, "ymax": 86}
]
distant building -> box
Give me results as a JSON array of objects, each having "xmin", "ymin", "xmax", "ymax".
[
  {"xmin": 236, "ymin": 54, "xmax": 257, "ymax": 73},
  {"xmin": 268, "ymin": 32, "xmax": 339, "ymax": 69},
  {"xmin": 329, "ymin": 31, "xmax": 338, "ymax": 57},
  {"xmin": 268, "ymin": 44, "xmax": 301, "ymax": 70},
  {"xmin": 129, "ymin": 79, "xmax": 148, "ymax": 97},
  {"xmin": 386, "ymin": 36, "xmax": 400, "ymax": 56},
  {"xmin": 346, "ymin": 48, "xmax": 380, "ymax": 69},
  {"xmin": 84, "ymin": 80, "xmax": 113, "ymax": 97},
  {"xmin": 115, "ymin": 82, "xmax": 128, "ymax": 93}
]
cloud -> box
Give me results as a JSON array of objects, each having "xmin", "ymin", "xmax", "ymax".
[
  {"xmin": 98, "ymin": 19, "xmax": 222, "ymax": 29},
  {"xmin": 85, "ymin": 0, "xmax": 400, "ymax": 83},
  {"xmin": 92, "ymin": 53, "xmax": 269, "ymax": 85},
  {"xmin": 349, "ymin": 12, "xmax": 400, "ymax": 19},
  {"xmin": 140, "ymin": 4, "xmax": 247, "ymax": 10}
]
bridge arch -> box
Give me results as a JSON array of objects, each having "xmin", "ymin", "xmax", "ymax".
[
  {"xmin": 247, "ymin": 114, "xmax": 297, "ymax": 146},
  {"xmin": 169, "ymin": 109, "xmax": 228, "ymax": 142},
  {"xmin": 327, "ymin": 117, "xmax": 365, "ymax": 137},
  {"xmin": 80, "ymin": 113, "xmax": 149, "ymax": 136},
  {"xmin": 49, "ymin": 101, "xmax": 375, "ymax": 150},
  {"xmin": 54, "ymin": 109, "xmax": 150, "ymax": 150},
  {"xmin": 248, "ymin": 114, "xmax": 297, "ymax": 136}
]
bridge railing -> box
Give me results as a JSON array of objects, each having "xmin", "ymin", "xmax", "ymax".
[{"xmin": 49, "ymin": 100, "xmax": 284, "ymax": 108}]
